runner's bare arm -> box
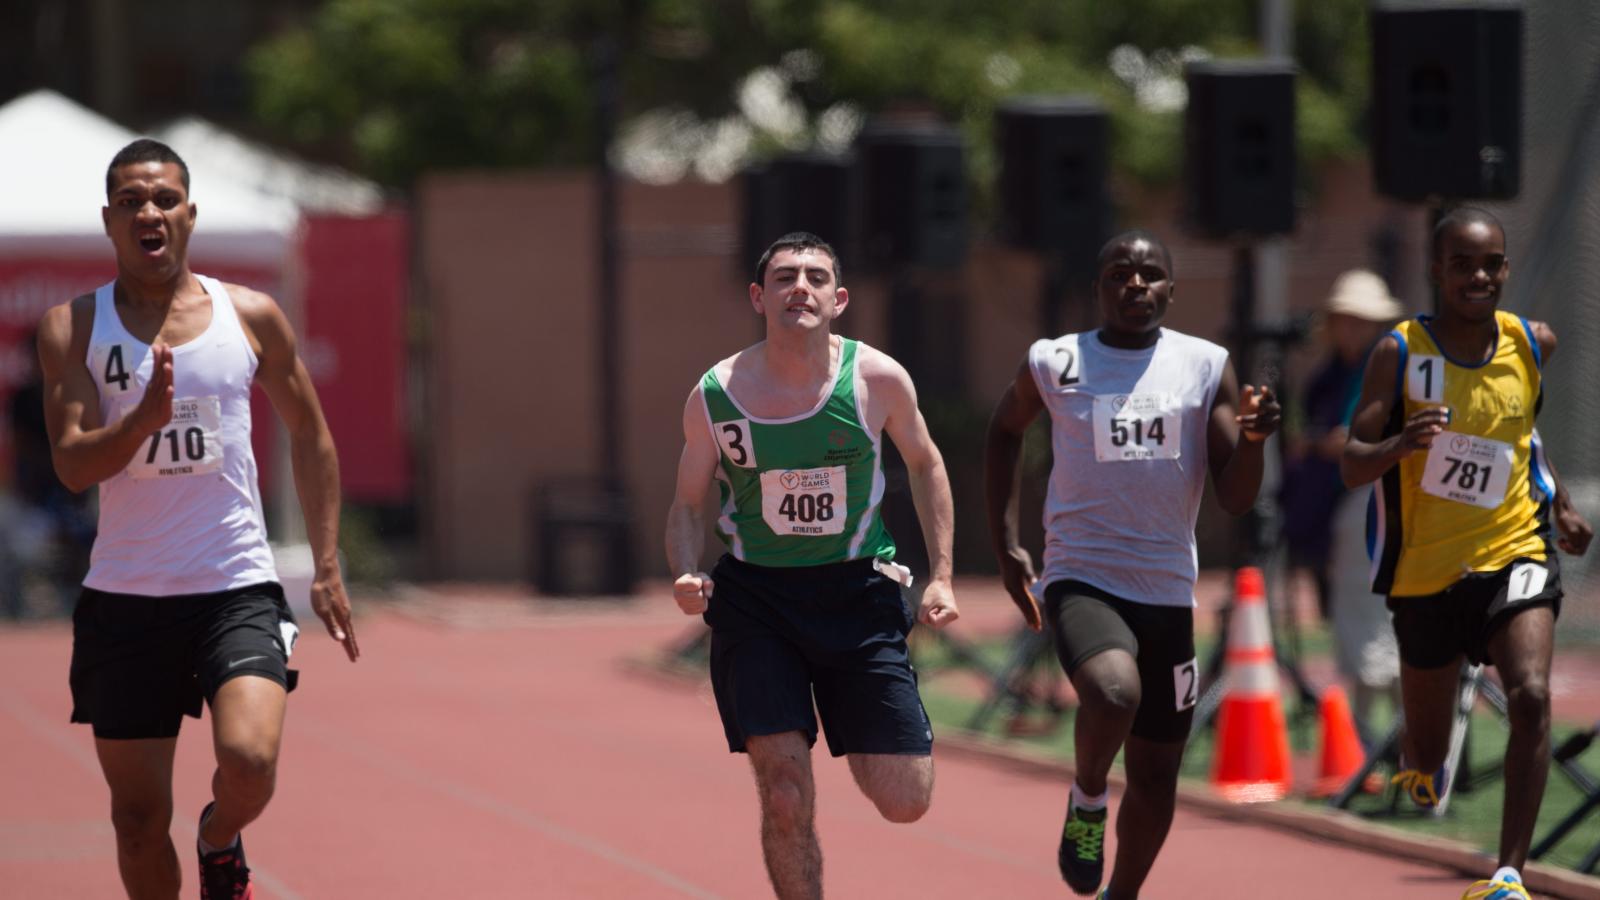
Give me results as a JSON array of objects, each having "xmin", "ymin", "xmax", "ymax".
[
  {"xmin": 37, "ymin": 296, "xmax": 175, "ymax": 492},
  {"xmin": 1341, "ymin": 335, "xmax": 1446, "ymax": 487},
  {"xmin": 234, "ymin": 286, "xmax": 358, "ymax": 662},
  {"xmin": 1206, "ymin": 358, "xmax": 1279, "ymax": 515},
  {"xmin": 1526, "ymin": 321, "xmax": 1591, "ymax": 555},
  {"xmin": 865, "ymin": 347, "xmax": 958, "ymax": 628},
  {"xmin": 983, "ymin": 357, "xmax": 1044, "ymax": 630},
  {"xmin": 666, "ymin": 386, "xmax": 719, "ymax": 614}
]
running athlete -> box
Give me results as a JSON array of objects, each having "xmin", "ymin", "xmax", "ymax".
[
  {"xmin": 37, "ymin": 139, "xmax": 358, "ymax": 900},
  {"xmin": 985, "ymin": 230, "xmax": 1279, "ymax": 899},
  {"xmin": 665, "ymin": 232, "xmax": 958, "ymax": 899},
  {"xmin": 1342, "ymin": 208, "xmax": 1591, "ymax": 900}
]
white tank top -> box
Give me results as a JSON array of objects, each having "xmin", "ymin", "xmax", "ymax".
[
  {"xmin": 83, "ymin": 275, "xmax": 278, "ymax": 596},
  {"xmin": 1028, "ymin": 328, "xmax": 1228, "ymax": 607}
]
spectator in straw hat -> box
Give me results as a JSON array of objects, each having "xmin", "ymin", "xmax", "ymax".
[
  {"xmin": 1284, "ymin": 270, "xmax": 1406, "ymax": 740},
  {"xmin": 1279, "ymin": 270, "xmax": 1405, "ymax": 628}
]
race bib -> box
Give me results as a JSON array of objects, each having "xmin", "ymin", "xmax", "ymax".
[
  {"xmin": 1421, "ymin": 431, "xmax": 1512, "ymax": 508},
  {"xmin": 760, "ymin": 466, "xmax": 846, "ymax": 536},
  {"xmin": 128, "ymin": 396, "xmax": 225, "ymax": 479},
  {"xmin": 1407, "ymin": 354, "xmax": 1447, "ymax": 404},
  {"xmin": 1173, "ymin": 657, "xmax": 1199, "ymax": 711},
  {"xmin": 1093, "ymin": 392, "xmax": 1180, "ymax": 461},
  {"xmin": 714, "ymin": 418, "xmax": 756, "ymax": 468},
  {"xmin": 1506, "ymin": 561, "xmax": 1548, "ymax": 605}
]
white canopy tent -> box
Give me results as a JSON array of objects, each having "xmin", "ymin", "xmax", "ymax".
[
  {"xmin": 0, "ymin": 90, "xmax": 300, "ymax": 266},
  {"xmin": 155, "ymin": 115, "xmax": 385, "ymax": 217}
]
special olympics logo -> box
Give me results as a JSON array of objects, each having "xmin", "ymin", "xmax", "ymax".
[
  {"xmin": 828, "ymin": 429, "xmax": 848, "ymax": 448},
  {"xmin": 1112, "ymin": 395, "xmax": 1128, "ymax": 412},
  {"xmin": 780, "ymin": 471, "xmax": 800, "ymax": 490},
  {"xmin": 1451, "ymin": 435, "xmax": 1472, "ymax": 454}
]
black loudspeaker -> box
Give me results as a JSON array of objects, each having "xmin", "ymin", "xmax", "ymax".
[
  {"xmin": 1183, "ymin": 60, "xmax": 1297, "ymax": 237},
  {"xmin": 740, "ymin": 152, "xmax": 855, "ymax": 279},
  {"xmin": 996, "ymin": 96, "xmax": 1111, "ymax": 260},
  {"xmin": 1371, "ymin": 1, "xmax": 1522, "ymax": 202},
  {"xmin": 855, "ymin": 123, "xmax": 968, "ymax": 270}
]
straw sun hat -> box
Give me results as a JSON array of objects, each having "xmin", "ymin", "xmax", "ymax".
[{"xmin": 1324, "ymin": 269, "xmax": 1404, "ymax": 322}]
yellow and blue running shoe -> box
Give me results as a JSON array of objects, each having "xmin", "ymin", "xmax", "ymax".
[
  {"xmin": 1462, "ymin": 871, "xmax": 1530, "ymax": 899},
  {"xmin": 1391, "ymin": 767, "xmax": 1441, "ymax": 809}
]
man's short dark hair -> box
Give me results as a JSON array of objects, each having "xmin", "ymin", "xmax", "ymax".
[
  {"xmin": 1097, "ymin": 229, "xmax": 1173, "ymax": 275},
  {"xmin": 1431, "ymin": 206, "xmax": 1504, "ymax": 261},
  {"xmin": 754, "ymin": 232, "xmax": 842, "ymax": 286},
  {"xmin": 106, "ymin": 139, "xmax": 190, "ymax": 199}
]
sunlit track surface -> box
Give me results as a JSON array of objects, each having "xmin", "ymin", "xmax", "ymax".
[{"xmin": 0, "ymin": 582, "xmax": 1552, "ymax": 899}]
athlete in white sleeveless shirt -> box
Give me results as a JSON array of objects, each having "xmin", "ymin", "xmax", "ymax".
[
  {"xmin": 37, "ymin": 139, "xmax": 357, "ymax": 900},
  {"xmin": 84, "ymin": 274, "xmax": 277, "ymax": 595},
  {"xmin": 985, "ymin": 231, "xmax": 1279, "ymax": 899}
]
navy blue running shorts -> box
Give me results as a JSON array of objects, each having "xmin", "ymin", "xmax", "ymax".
[
  {"xmin": 1044, "ymin": 579, "xmax": 1197, "ymax": 743},
  {"xmin": 704, "ymin": 554, "xmax": 933, "ymax": 757},
  {"xmin": 1387, "ymin": 555, "xmax": 1562, "ymax": 669},
  {"xmin": 69, "ymin": 582, "xmax": 300, "ymax": 740}
]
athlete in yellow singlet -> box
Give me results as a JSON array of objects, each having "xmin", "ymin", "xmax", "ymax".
[{"xmin": 1343, "ymin": 208, "xmax": 1593, "ymax": 900}]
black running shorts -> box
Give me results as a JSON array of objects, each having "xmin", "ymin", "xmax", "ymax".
[
  {"xmin": 1387, "ymin": 556, "xmax": 1562, "ymax": 669},
  {"xmin": 1044, "ymin": 579, "xmax": 1197, "ymax": 743},
  {"xmin": 69, "ymin": 582, "xmax": 300, "ymax": 739},
  {"xmin": 704, "ymin": 554, "xmax": 932, "ymax": 757}
]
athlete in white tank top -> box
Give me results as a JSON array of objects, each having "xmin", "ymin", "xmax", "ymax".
[
  {"xmin": 35, "ymin": 139, "xmax": 358, "ymax": 899},
  {"xmin": 84, "ymin": 275, "xmax": 277, "ymax": 595},
  {"xmin": 984, "ymin": 231, "xmax": 1280, "ymax": 898},
  {"xmin": 1025, "ymin": 327, "xmax": 1228, "ymax": 607}
]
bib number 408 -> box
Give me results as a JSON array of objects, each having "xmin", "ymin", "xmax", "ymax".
[{"xmin": 777, "ymin": 492, "xmax": 834, "ymax": 523}]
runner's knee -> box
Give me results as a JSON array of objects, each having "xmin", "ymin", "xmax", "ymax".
[
  {"xmin": 109, "ymin": 798, "xmax": 172, "ymax": 848},
  {"xmin": 215, "ymin": 741, "xmax": 278, "ymax": 795},
  {"xmin": 1504, "ymin": 676, "xmax": 1551, "ymax": 734},
  {"xmin": 1077, "ymin": 670, "xmax": 1141, "ymax": 719},
  {"xmin": 757, "ymin": 771, "xmax": 812, "ymax": 831}
]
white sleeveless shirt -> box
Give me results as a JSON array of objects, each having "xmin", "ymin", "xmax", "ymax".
[
  {"xmin": 1028, "ymin": 328, "xmax": 1228, "ymax": 608},
  {"xmin": 83, "ymin": 276, "xmax": 278, "ymax": 596}
]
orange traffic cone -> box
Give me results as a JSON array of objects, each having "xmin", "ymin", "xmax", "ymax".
[
  {"xmin": 1311, "ymin": 684, "xmax": 1366, "ymax": 798},
  {"xmin": 1210, "ymin": 566, "xmax": 1293, "ymax": 803}
]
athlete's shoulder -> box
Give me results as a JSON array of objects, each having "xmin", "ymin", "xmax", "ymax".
[
  {"xmin": 1524, "ymin": 318, "xmax": 1557, "ymax": 362},
  {"xmin": 1391, "ymin": 315, "xmax": 1426, "ymax": 340},
  {"xmin": 1502, "ymin": 312, "xmax": 1556, "ymax": 362},
  {"xmin": 853, "ymin": 339, "xmax": 912, "ymax": 384},
  {"xmin": 706, "ymin": 343, "xmax": 759, "ymax": 386},
  {"xmin": 1157, "ymin": 327, "xmax": 1226, "ymax": 356},
  {"xmin": 218, "ymin": 282, "xmax": 282, "ymax": 321},
  {"xmin": 37, "ymin": 293, "xmax": 96, "ymax": 357},
  {"xmin": 1028, "ymin": 331, "xmax": 1085, "ymax": 358}
]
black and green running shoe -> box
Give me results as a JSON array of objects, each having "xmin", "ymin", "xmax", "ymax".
[{"xmin": 1057, "ymin": 802, "xmax": 1107, "ymax": 895}]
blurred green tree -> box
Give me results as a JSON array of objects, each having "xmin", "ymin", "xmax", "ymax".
[{"xmin": 248, "ymin": 0, "xmax": 1370, "ymax": 190}]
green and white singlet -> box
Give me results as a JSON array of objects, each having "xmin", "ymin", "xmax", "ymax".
[{"xmin": 700, "ymin": 338, "xmax": 896, "ymax": 568}]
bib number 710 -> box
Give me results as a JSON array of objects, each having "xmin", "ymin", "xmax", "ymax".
[{"xmin": 146, "ymin": 427, "xmax": 207, "ymax": 464}]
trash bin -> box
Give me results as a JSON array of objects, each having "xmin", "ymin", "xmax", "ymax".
[{"xmin": 532, "ymin": 478, "xmax": 636, "ymax": 596}]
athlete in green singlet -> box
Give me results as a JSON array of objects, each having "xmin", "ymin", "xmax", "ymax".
[{"xmin": 665, "ymin": 232, "xmax": 958, "ymax": 900}]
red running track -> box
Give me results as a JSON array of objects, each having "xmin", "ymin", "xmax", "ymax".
[{"xmin": 0, "ymin": 583, "xmax": 1488, "ymax": 898}]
